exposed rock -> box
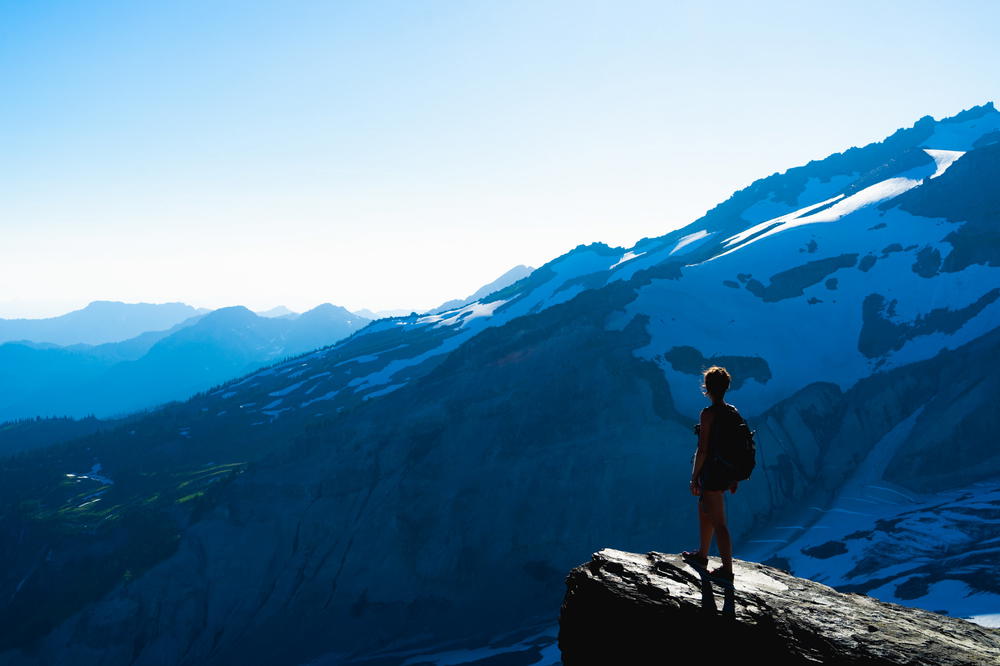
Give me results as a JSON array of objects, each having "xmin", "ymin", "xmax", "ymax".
[
  {"xmin": 892, "ymin": 141, "xmax": 1000, "ymax": 272},
  {"xmin": 558, "ymin": 549, "xmax": 1000, "ymax": 665},
  {"xmin": 858, "ymin": 290, "xmax": 1000, "ymax": 359},
  {"xmin": 660, "ymin": 345, "xmax": 772, "ymax": 390},
  {"xmin": 912, "ymin": 246, "xmax": 942, "ymax": 278},
  {"xmin": 744, "ymin": 253, "xmax": 858, "ymax": 302}
]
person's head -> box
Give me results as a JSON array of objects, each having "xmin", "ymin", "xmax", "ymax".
[{"xmin": 702, "ymin": 366, "xmax": 731, "ymax": 401}]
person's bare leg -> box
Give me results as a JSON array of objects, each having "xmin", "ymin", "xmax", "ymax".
[
  {"xmin": 698, "ymin": 495, "xmax": 713, "ymax": 557},
  {"xmin": 702, "ymin": 491, "xmax": 732, "ymax": 571}
]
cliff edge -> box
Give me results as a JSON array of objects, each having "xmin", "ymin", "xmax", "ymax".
[{"xmin": 558, "ymin": 549, "xmax": 1000, "ymax": 665}]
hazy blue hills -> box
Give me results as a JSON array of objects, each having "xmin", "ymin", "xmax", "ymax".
[
  {"xmin": 0, "ymin": 304, "xmax": 368, "ymax": 422},
  {"xmin": 1, "ymin": 103, "xmax": 998, "ymax": 664},
  {"xmin": 351, "ymin": 307, "xmax": 412, "ymax": 319},
  {"xmin": 0, "ymin": 300, "xmax": 206, "ymax": 346},
  {"xmin": 255, "ymin": 305, "xmax": 297, "ymax": 318}
]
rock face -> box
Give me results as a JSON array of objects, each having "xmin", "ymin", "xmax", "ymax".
[{"xmin": 558, "ymin": 549, "xmax": 1000, "ymax": 665}]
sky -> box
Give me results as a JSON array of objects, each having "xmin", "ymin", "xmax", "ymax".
[{"xmin": 2, "ymin": 0, "xmax": 998, "ymax": 318}]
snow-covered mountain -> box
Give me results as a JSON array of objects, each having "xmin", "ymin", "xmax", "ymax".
[
  {"xmin": 429, "ymin": 264, "xmax": 535, "ymax": 314},
  {"xmin": 2, "ymin": 103, "xmax": 998, "ymax": 664},
  {"xmin": 203, "ymin": 104, "xmax": 999, "ymax": 424}
]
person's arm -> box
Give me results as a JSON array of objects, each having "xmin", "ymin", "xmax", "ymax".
[{"xmin": 690, "ymin": 409, "xmax": 713, "ymax": 495}]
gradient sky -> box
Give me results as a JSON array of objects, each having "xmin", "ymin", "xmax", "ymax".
[{"xmin": 2, "ymin": 0, "xmax": 998, "ymax": 318}]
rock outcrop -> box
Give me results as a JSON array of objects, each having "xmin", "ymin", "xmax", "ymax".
[{"xmin": 558, "ymin": 549, "xmax": 1000, "ymax": 665}]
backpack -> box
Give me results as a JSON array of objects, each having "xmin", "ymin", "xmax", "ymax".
[{"xmin": 708, "ymin": 403, "xmax": 757, "ymax": 482}]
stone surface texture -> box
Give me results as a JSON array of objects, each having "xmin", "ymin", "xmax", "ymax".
[{"xmin": 559, "ymin": 548, "xmax": 1000, "ymax": 665}]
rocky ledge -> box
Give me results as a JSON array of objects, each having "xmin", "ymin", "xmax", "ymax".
[{"xmin": 558, "ymin": 549, "xmax": 1000, "ymax": 665}]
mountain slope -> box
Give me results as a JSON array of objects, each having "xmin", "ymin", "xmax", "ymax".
[
  {"xmin": 2, "ymin": 103, "xmax": 998, "ymax": 664},
  {"xmin": 430, "ymin": 264, "xmax": 535, "ymax": 314}
]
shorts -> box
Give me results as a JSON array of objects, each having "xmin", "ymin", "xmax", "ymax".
[{"xmin": 698, "ymin": 459, "xmax": 733, "ymax": 492}]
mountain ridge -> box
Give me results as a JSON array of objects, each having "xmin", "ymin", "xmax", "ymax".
[
  {"xmin": 0, "ymin": 304, "xmax": 369, "ymax": 422},
  {"xmin": 0, "ymin": 301, "xmax": 206, "ymax": 346},
  {"xmin": 2, "ymin": 102, "xmax": 998, "ymax": 664}
]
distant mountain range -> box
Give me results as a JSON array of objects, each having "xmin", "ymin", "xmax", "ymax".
[
  {"xmin": 350, "ymin": 307, "xmax": 414, "ymax": 320},
  {"xmin": 3, "ymin": 104, "xmax": 998, "ymax": 663},
  {"xmin": 255, "ymin": 305, "xmax": 298, "ymax": 318},
  {"xmin": 0, "ymin": 267, "xmax": 531, "ymax": 422},
  {"xmin": 0, "ymin": 300, "xmax": 207, "ymax": 346},
  {"xmin": 0, "ymin": 304, "xmax": 368, "ymax": 421}
]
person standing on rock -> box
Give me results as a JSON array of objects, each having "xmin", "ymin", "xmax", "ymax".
[{"xmin": 683, "ymin": 366, "xmax": 740, "ymax": 581}]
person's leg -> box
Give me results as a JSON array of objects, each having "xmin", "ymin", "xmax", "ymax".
[
  {"xmin": 701, "ymin": 491, "xmax": 732, "ymax": 571},
  {"xmin": 697, "ymin": 494, "xmax": 713, "ymax": 557}
]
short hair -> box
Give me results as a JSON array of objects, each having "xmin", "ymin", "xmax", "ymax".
[{"xmin": 702, "ymin": 366, "xmax": 731, "ymax": 397}]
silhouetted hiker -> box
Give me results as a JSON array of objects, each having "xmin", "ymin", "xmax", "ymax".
[{"xmin": 683, "ymin": 366, "xmax": 741, "ymax": 581}]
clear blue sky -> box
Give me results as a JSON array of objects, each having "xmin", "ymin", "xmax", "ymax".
[{"xmin": 2, "ymin": 0, "xmax": 997, "ymax": 317}]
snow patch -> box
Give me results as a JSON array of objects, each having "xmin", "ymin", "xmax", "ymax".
[
  {"xmin": 393, "ymin": 624, "xmax": 559, "ymax": 666},
  {"xmin": 922, "ymin": 111, "xmax": 1000, "ymax": 151},
  {"xmin": 65, "ymin": 463, "xmax": 113, "ymax": 485},
  {"xmin": 333, "ymin": 344, "xmax": 409, "ymax": 367},
  {"xmin": 739, "ymin": 175, "xmax": 858, "ymax": 225},
  {"xmin": 923, "ymin": 148, "xmax": 965, "ymax": 178},
  {"xmin": 610, "ymin": 251, "xmax": 645, "ymax": 269},
  {"xmin": 720, "ymin": 195, "xmax": 844, "ymax": 250},
  {"xmin": 228, "ymin": 366, "xmax": 275, "ymax": 390},
  {"xmin": 363, "ymin": 383, "xmax": 406, "ymax": 400},
  {"xmin": 806, "ymin": 178, "xmax": 922, "ymax": 223},
  {"xmin": 301, "ymin": 390, "xmax": 339, "ymax": 408},
  {"xmin": 711, "ymin": 168, "xmax": 941, "ymax": 263},
  {"xmin": 669, "ymin": 230, "xmax": 710, "ymax": 256},
  {"xmin": 335, "ymin": 353, "xmax": 380, "ymax": 366},
  {"xmin": 269, "ymin": 381, "xmax": 306, "ymax": 397},
  {"xmin": 417, "ymin": 300, "xmax": 509, "ymax": 328}
]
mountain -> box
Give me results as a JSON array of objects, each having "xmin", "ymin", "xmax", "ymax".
[
  {"xmin": 1, "ymin": 103, "xmax": 998, "ymax": 664},
  {"xmin": 0, "ymin": 416, "xmax": 123, "ymax": 458},
  {"xmin": 283, "ymin": 303, "xmax": 365, "ymax": 351},
  {"xmin": 0, "ymin": 301, "xmax": 206, "ymax": 346},
  {"xmin": 255, "ymin": 305, "xmax": 298, "ymax": 318},
  {"xmin": 429, "ymin": 264, "xmax": 535, "ymax": 314},
  {"xmin": 352, "ymin": 307, "xmax": 414, "ymax": 320},
  {"xmin": 0, "ymin": 304, "xmax": 369, "ymax": 421}
]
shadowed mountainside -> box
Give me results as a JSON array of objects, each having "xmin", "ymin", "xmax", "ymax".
[{"xmin": 1, "ymin": 104, "xmax": 998, "ymax": 664}]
